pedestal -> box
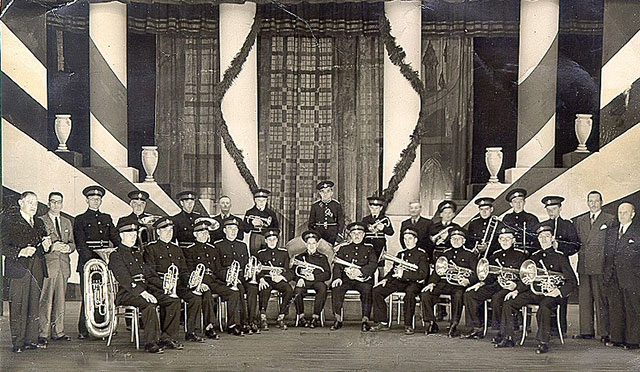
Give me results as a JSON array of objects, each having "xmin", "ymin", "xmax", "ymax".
[
  {"xmin": 562, "ymin": 151, "xmax": 591, "ymax": 168},
  {"xmin": 55, "ymin": 150, "xmax": 83, "ymax": 167}
]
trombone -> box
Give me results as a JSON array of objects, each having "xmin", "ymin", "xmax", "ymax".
[{"xmin": 475, "ymin": 216, "xmax": 500, "ymax": 258}]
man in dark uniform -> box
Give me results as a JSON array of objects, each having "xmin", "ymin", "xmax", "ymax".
[
  {"xmin": 172, "ymin": 191, "xmax": 201, "ymax": 247},
  {"xmin": 496, "ymin": 223, "xmax": 577, "ymax": 354},
  {"xmin": 211, "ymin": 195, "xmax": 243, "ymax": 242},
  {"xmin": 426, "ymin": 200, "xmax": 460, "ymax": 261},
  {"xmin": 256, "ymin": 228, "xmax": 294, "ymax": 330},
  {"xmin": 117, "ymin": 190, "xmax": 155, "ymax": 247},
  {"xmin": 399, "ymin": 201, "xmax": 432, "ymax": 251},
  {"xmin": 213, "ymin": 218, "xmax": 261, "ymax": 335},
  {"xmin": 462, "ymin": 226, "xmax": 528, "ymax": 340},
  {"xmin": 74, "ymin": 185, "xmax": 119, "ymax": 339},
  {"xmin": 182, "ymin": 219, "xmax": 221, "ymax": 340},
  {"xmin": 109, "ymin": 220, "xmax": 182, "ymax": 353},
  {"xmin": 421, "ymin": 228, "xmax": 477, "ymax": 337},
  {"xmin": 143, "ymin": 217, "xmax": 204, "ymax": 342},
  {"xmin": 308, "ymin": 180, "xmax": 345, "ymax": 245},
  {"xmin": 501, "ymin": 188, "xmax": 539, "ymax": 252},
  {"xmin": 2, "ymin": 191, "xmax": 52, "ymax": 352},
  {"xmin": 292, "ymin": 230, "xmax": 331, "ymax": 328},
  {"xmin": 371, "ymin": 228, "xmax": 429, "ymax": 335},
  {"xmin": 362, "ymin": 196, "xmax": 394, "ymax": 262},
  {"xmin": 244, "ymin": 189, "xmax": 279, "ymax": 256},
  {"xmin": 467, "ymin": 197, "xmax": 501, "ymax": 257},
  {"xmin": 330, "ymin": 222, "xmax": 377, "ymax": 332}
]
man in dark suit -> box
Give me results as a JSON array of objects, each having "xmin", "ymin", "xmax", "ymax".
[
  {"xmin": 38, "ymin": 192, "xmax": 75, "ymax": 343},
  {"xmin": 2, "ymin": 191, "xmax": 52, "ymax": 352},
  {"xmin": 399, "ymin": 201, "xmax": 432, "ymax": 251},
  {"xmin": 211, "ymin": 195, "xmax": 244, "ymax": 242},
  {"xmin": 172, "ymin": 191, "xmax": 201, "ymax": 247},
  {"xmin": 573, "ymin": 191, "xmax": 615, "ymax": 341}
]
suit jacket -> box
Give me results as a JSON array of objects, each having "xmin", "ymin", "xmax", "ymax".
[
  {"xmin": 399, "ymin": 216, "xmax": 432, "ymax": 251},
  {"xmin": 39, "ymin": 213, "xmax": 76, "ymax": 278},
  {"xmin": 575, "ymin": 211, "xmax": 615, "ymax": 275},
  {"xmin": 607, "ymin": 221, "xmax": 640, "ymax": 289},
  {"xmin": 1, "ymin": 212, "xmax": 48, "ymax": 281}
]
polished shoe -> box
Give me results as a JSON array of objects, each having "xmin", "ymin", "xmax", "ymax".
[
  {"xmin": 495, "ymin": 337, "xmax": 515, "ymax": 348},
  {"xmin": 205, "ymin": 329, "xmax": 220, "ymax": 340},
  {"xmin": 185, "ymin": 332, "xmax": 204, "ymax": 342},
  {"xmin": 52, "ymin": 335, "xmax": 71, "ymax": 341},
  {"xmin": 309, "ymin": 318, "xmax": 319, "ymax": 329},
  {"xmin": 361, "ymin": 321, "xmax": 371, "ymax": 332},
  {"xmin": 447, "ymin": 323, "xmax": 458, "ymax": 338},
  {"xmin": 261, "ymin": 319, "xmax": 269, "ymax": 331},
  {"xmin": 330, "ymin": 320, "xmax": 343, "ymax": 331},
  {"xmin": 145, "ymin": 343, "xmax": 164, "ymax": 354},
  {"xmin": 24, "ymin": 343, "xmax": 40, "ymax": 350},
  {"xmin": 535, "ymin": 343, "xmax": 549, "ymax": 354},
  {"xmin": 600, "ymin": 336, "xmax": 610, "ymax": 344},
  {"xmin": 425, "ymin": 321, "xmax": 439, "ymax": 335},
  {"xmin": 370, "ymin": 322, "xmax": 390, "ymax": 332},
  {"xmin": 277, "ymin": 318, "xmax": 288, "ymax": 330},
  {"xmin": 605, "ymin": 341, "xmax": 624, "ymax": 348},
  {"xmin": 159, "ymin": 339, "xmax": 184, "ymax": 350},
  {"xmin": 37, "ymin": 338, "xmax": 48, "ymax": 348},
  {"xmin": 491, "ymin": 334, "xmax": 504, "ymax": 344},
  {"xmin": 243, "ymin": 325, "xmax": 254, "ymax": 335},
  {"xmin": 461, "ymin": 329, "xmax": 484, "ymax": 340},
  {"xmin": 405, "ymin": 326, "xmax": 415, "ymax": 335},
  {"xmin": 12, "ymin": 346, "xmax": 24, "ymax": 353},
  {"xmin": 624, "ymin": 344, "xmax": 639, "ymax": 350},
  {"xmin": 572, "ymin": 334, "xmax": 594, "ymax": 340},
  {"xmin": 298, "ymin": 317, "xmax": 308, "ymax": 327},
  {"xmin": 228, "ymin": 325, "xmax": 244, "ymax": 336},
  {"xmin": 77, "ymin": 333, "xmax": 88, "ymax": 340}
]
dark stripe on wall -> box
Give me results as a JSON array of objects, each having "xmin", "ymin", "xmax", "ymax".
[
  {"xmin": 89, "ymin": 39, "xmax": 127, "ymax": 148},
  {"xmin": 2, "ymin": 3, "xmax": 47, "ymax": 66},
  {"xmin": 601, "ymin": 0, "xmax": 640, "ymax": 66},
  {"xmin": 1, "ymin": 74, "xmax": 48, "ymax": 146},
  {"xmin": 600, "ymin": 77, "xmax": 640, "ymax": 146}
]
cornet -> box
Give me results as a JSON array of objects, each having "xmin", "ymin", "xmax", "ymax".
[
  {"xmin": 369, "ymin": 216, "xmax": 391, "ymax": 232},
  {"xmin": 332, "ymin": 256, "xmax": 371, "ymax": 282},
  {"xmin": 188, "ymin": 263, "xmax": 206, "ymax": 295},
  {"xmin": 380, "ymin": 252, "xmax": 418, "ymax": 272},
  {"xmin": 519, "ymin": 259, "xmax": 565, "ymax": 296},
  {"xmin": 291, "ymin": 258, "xmax": 324, "ymax": 279},
  {"xmin": 246, "ymin": 215, "xmax": 272, "ymax": 228},
  {"xmin": 226, "ymin": 260, "xmax": 241, "ymax": 291},
  {"xmin": 163, "ymin": 263, "xmax": 179, "ymax": 298},
  {"xmin": 244, "ymin": 256, "xmax": 260, "ymax": 284},
  {"xmin": 476, "ymin": 257, "xmax": 520, "ymax": 289},
  {"xmin": 435, "ymin": 256, "xmax": 473, "ymax": 286}
]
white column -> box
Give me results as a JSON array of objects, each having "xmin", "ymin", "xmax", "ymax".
[
  {"xmin": 383, "ymin": 0, "xmax": 422, "ymax": 215},
  {"xmin": 219, "ymin": 3, "xmax": 259, "ymax": 214}
]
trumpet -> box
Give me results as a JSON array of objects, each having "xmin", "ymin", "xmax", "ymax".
[
  {"xmin": 246, "ymin": 215, "xmax": 272, "ymax": 228},
  {"xmin": 435, "ymin": 256, "xmax": 474, "ymax": 286},
  {"xmin": 476, "ymin": 258, "xmax": 520, "ymax": 289},
  {"xmin": 188, "ymin": 263, "xmax": 206, "ymax": 295},
  {"xmin": 244, "ymin": 256, "xmax": 260, "ymax": 284},
  {"xmin": 332, "ymin": 256, "xmax": 371, "ymax": 282},
  {"xmin": 475, "ymin": 216, "xmax": 500, "ymax": 258},
  {"xmin": 291, "ymin": 258, "xmax": 324, "ymax": 279},
  {"xmin": 226, "ymin": 260, "xmax": 241, "ymax": 291},
  {"xmin": 194, "ymin": 217, "xmax": 221, "ymax": 231},
  {"xmin": 381, "ymin": 252, "xmax": 418, "ymax": 272},
  {"xmin": 519, "ymin": 259, "xmax": 565, "ymax": 296},
  {"xmin": 83, "ymin": 248, "xmax": 117, "ymax": 338},
  {"xmin": 369, "ymin": 216, "xmax": 391, "ymax": 232},
  {"xmin": 259, "ymin": 263, "xmax": 285, "ymax": 278},
  {"xmin": 163, "ymin": 263, "xmax": 179, "ymax": 298}
]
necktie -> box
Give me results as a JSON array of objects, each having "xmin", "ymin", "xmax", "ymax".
[
  {"xmin": 412, "ymin": 218, "xmax": 418, "ymax": 225},
  {"xmin": 55, "ymin": 217, "xmax": 62, "ymax": 239},
  {"xmin": 29, "ymin": 217, "xmax": 34, "ymax": 227},
  {"xmin": 590, "ymin": 214, "xmax": 595, "ymax": 226},
  {"xmin": 619, "ymin": 226, "xmax": 624, "ymax": 240}
]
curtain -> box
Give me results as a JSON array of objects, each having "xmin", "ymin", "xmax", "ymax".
[
  {"xmin": 419, "ymin": 36, "xmax": 473, "ymax": 216},
  {"xmin": 155, "ymin": 35, "xmax": 221, "ymax": 200},
  {"xmin": 258, "ymin": 3, "xmax": 383, "ymax": 241}
]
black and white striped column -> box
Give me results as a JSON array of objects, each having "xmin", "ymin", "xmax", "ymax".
[
  {"xmin": 89, "ymin": 1, "xmax": 129, "ymax": 169},
  {"xmin": 506, "ymin": 0, "xmax": 559, "ymax": 182}
]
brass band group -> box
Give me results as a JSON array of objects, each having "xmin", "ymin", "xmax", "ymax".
[{"xmin": 2, "ymin": 181, "xmax": 639, "ymax": 356}]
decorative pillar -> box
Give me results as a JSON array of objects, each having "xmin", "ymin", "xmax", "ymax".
[
  {"xmin": 383, "ymin": 0, "xmax": 421, "ymax": 215},
  {"xmin": 219, "ymin": 3, "xmax": 259, "ymax": 213},
  {"xmin": 506, "ymin": 0, "xmax": 559, "ymax": 182}
]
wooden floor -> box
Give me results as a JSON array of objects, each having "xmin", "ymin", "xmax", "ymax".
[{"xmin": 1, "ymin": 302, "xmax": 639, "ymax": 371}]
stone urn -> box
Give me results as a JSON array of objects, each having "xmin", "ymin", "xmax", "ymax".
[
  {"xmin": 141, "ymin": 146, "xmax": 159, "ymax": 183},
  {"xmin": 575, "ymin": 114, "xmax": 592, "ymax": 153},
  {"xmin": 485, "ymin": 147, "xmax": 503, "ymax": 183},
  {"xmin": 54, "ymin": 114, "xmax": 72, "ymax": 152}
]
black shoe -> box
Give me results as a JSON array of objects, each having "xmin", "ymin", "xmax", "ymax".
[
  {"xmin": 535, "ymin": 343, "xmax": 549, "ymax": 354},
  {"xmin": 624, "ymin": 344, "xmax": 639, "ymax": 350},
  {"xmin": 159, "ymin": 339, "xmax": 184, "ymax": 350},
  {"xmin": 228, "ymin": 325, "xmax": 244, "ymax": 337},
  {"xmin": 461, "ymin": 329, "xmax": 484, "ymax": 340},
  {"xmin": 37, "ymin": 338, "xmax": 48, "ymax": 348},
  {"xmin": 606, "ymin": 341, "xmax": 624, "ymax": 348},
  {"xmin": 495, "ymin": 337, "xmax": 515, "ymax": 348},
  {"xmin": 185, "ymin": 332, "xmax": 204, "ymax": 342},
  {"xmin": 425, "ymin": 321, "xmax": 439, "ymax": 335},
  {"xmin": 23, "ymin": 343, "xmax": 39, "ymax": 350},
  {"xmin": 310, "ymin": 318, "xmax": 319, "ymax": 329},
  {"xmin": 52, "ymin": 335, "xmax": 71, "ymax": 341},
  {"xmin": 77, "ymin": 333, "xmax": 88, "ymax": 340},
  {"xmin": 277, "ymin": 318, "xmax": 288, "ymax": 330},
  {"xmin": 251, "ymin": 323, "xmax": 261, "ymax": 334},
  {"xmin": 370, "ymin": 322, "xmax": 390, "ymax": 332},
  {"xmin": 205, "ymin": 329, "xmax": 220, "ymax": 340},
  {"xmin": 260, "ymin": 319, "xmax": 269, "ymax": 331},
  {"xmin": 600, "ymin": 336, "xmax": 610, "ymax": 344},
  {"xmin": 491, "ymin": 334, "xmax": 504, "ymax": 344},
  {"xmin": 405, "ymin": 326, "xmax": 415, "ymax": 335},
  {"xmin": 573, "ymin": 334, "xmax": 594, "ymax": 340},
  {"xmin": 361, "ymin": 321, "xmax": 371, "ymax": 332},
  {"xmin": 12, "ymin": 346, "xmax": 24, "ymax": 353},
  {"xmin": 145, "ymin": 343, "xmax": 164, "ymax": 354},
  {"xmin": 447, "ymin": 323, "xmax": 458, "ymax": 338},
  {"xmin": 297, "ymin": 317, "xmax": 307, "ymax": 327},
  {"xmin": 331, "ymin": 320, "xmax": 343, "ymax": 331}
]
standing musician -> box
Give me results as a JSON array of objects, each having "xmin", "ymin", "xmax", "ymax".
[
  {"xmin": 172, "ymin": 191, "xmax": 201, "ymax": 247},
  {"xmin": 362, "ymin": 196, "xmax": 394, "ymax": 263},
  {"xmin": 496, "ymin": 223, "xmax": 577, "ymax": 354},
  {"xmin": 330, "ymin": 222, "xmax": 378, "ymax": 332},
  {"xmin": 117, "ymin": 190, "xmax": 151, "ymax": 226},
  {"xmin": 74, "ymin": 185, "xmax": 119, "ymax": 339},
  {"xmin": 292, "ymin": 230, "xmax": 331, "ymax": 328},
  {"xmin": 427, "ymin": 200, "xmax": 460, "ymax": 261},
  {"xmin": 462, "ymin": 226, "xmax": 528, "ymax": 340},
  {"xmin": 143, "ymin": 217, "xmax": 204, "ymax": 342},
  {"xmin": 244, "ymin": 189, "xmax": 279, "ymax": 256},
  {"xmin": 109, "ymin": 220, "xmax": 182, "ymax": 353},
  {"xmin": 501, "ymin": 188, "xmax": 539, "ymax": 253},
  {"xmin": 213, "ymin": 218, "xmax": 261, "ymax": 335},
  {"xmin": 467, "ymin": 197, "xmax": 501, "ymax": 257},
  {"xmin": 371, "ymin": 227, "xmax": 429, "ymax": 335},
  {"xmin": 182, "ymin": 219, "xmax": 221, "ymax": 340},
  {"xmin": 256, "ymin": 228, "xmax": 294, "ymax": 330},
  {"xmin": 399, "ymin": 201, "xmax": 432, "ymax": 251},
  {"xmin": 308, "ymin": 180, "xmax": 345, "ymax": 245},
  {"xmin": 2, "ymin": 191, "xmax": 52, "ymax": 352},
  {"xmin": 211, "ymin": 195, "xmax": 244, "ymax": 242},
  {"xmin": 421, "ymin": 228, "xmax": 478, "ymax": 337}
]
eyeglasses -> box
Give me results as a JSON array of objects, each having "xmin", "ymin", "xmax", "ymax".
[{"xmin": 49, "ymin": 200, "xmax": 63, "ymax": 204}]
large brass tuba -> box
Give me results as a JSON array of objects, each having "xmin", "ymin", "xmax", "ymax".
[
  {"xmin": 519, "ymin": 259, "xmax": 565, "ymax": 296},
  {"xmin": 138, "ymin": 215, "xmax": 162, "ymax": 247},
  {"xmin": 476, "ymin": 257, "xmax": 520, "ymax": 289},
  {"xmin": 83, "ymin": 248, "xmax": 117, "ymax": 338},
  {"xmin": 435, "ymin": 256, "xmax": 473, "ymax": 286}
]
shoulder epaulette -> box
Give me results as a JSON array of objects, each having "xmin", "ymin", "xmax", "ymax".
[
  {"xmin": 204, "ymin": 242, "xmax": 215, "ymax": 248},
  {"xmin": 442, "ymin": 247, "xmax": 452, "ymax": 253},
  {"xmin": 277, "ymin": 247, "xmax": 288, "ymax": 252},
  {"xmin": 313, "ymin": 199, "xmax": 322, "ymax": 204},
  {"xmin": 417, "ymin": 248, "xmax": 426, "ymax": 253},
  {"xmin": 147, "ymin": 240, "xmax": 158, "ymax": 245},
  {"xmin": 363, "ymin": 242, "xmax": 374, "ymax": 248},
  {"xmin": 513, "ymin": 247, "xmax": 527, "ymax": 253},
  {"xmin": 212, "ymin": 239, "xmax": 224, "ymax": 244},
  {"xmin": 462, "ymin": 246, "xmax": 475, "ymax": 252},
  {"xmin": 331, "ymin": 199, "xmax": 341, "ymax": 204},
  {"xmin": 257, "ymin": 248, "xmax": 267, "ymax": 254},
  {"xmin": 492, "ymin": 248, "xmax": 504, "ymax": 255},
  {"xmin": 531, "ymin": 249, "xmax": 543, "ymax": 256},
  {"xmin": 184, "ymin": 243, "xmax": 195, "ymax": 248},
  {"xmin": 469, "ymin": 216, "xmax": 481, "ymax": 222},
  {"xmin": 333, "ymin": 242, "xmax": 349, "ymax": 252},
  {"xmin": 553, "ymin": 249, "xmax": 565, "ymax": 255}
]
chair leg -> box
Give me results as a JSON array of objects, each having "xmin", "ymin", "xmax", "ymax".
[
  {"xmin": 557, "ymin": 305, "xmax": 564, "ymax": 345},
  {"xmin": 218, "ymin": 298, "xmax": 224, "ymax": 332},
  {"xmin": 295, "ymin": 313, "xmax": 300, "ymax": 327},
  {"xmin": 388, "ymin": 295, "xmax": 393, "ymax": 326},
  {"xmin": 520, "ymin": 307, "xmax": 528, "ymax": 346},
  {"xmin": 483, "ymin": 301, "xmax": 489, "ymax": 337},
  {"xmin": 107, "ymin": 314, "xmax": 116, "ymax": 347},
  {"xmin": 183, "ymin": 302, "xmax": 188, "ymax": 333},
  {"xmin": 320, "ymin": 309, "xmax": 325, "ymax": 327},
  {"xmin": 134, "ymin": 309, "xmax": 140, "ymax": 350},
  {"xmin": 130, "ymin": 312, "xmax": 135, "ymax": 343}
]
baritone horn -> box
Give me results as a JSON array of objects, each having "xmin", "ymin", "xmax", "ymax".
[
  {"xmin": 226, "ymin": 260, "xmax": 241, "ymax": 291},
  {"xmin": 291, "ymin": 258, "xmax": 324, "ymax": 278},
  {"xmin": 163, "ymin": 263, "xmax": 179, "ymax": 298},
  {"xmin": 476, "ymin": 257, "xmax": 520, "ymax": 289},
  {"xmin": 519, "ymin": 259, "xmax": 565, "ymax": 296},
  {"xmin": 83, "ymin": 248, "xmax": 117, "ymax": 339},
  {"xmin": 435, "ymin": 256, "xmax": 473, "ymax": 286}
]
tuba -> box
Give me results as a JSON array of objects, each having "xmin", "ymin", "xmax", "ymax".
[
  {"xmin": 332, "ymin": 256, "xmax": 371, "ymax": 282},
  {"xmin": 226, "ymin": 260, "xmax": 241, "ymax": 291},
  {"xmin": 519, "ymin": 259, "xmax": 565, "ymax": 296},
  {"xmin": 435, "ymin": 256, "xmax": 473, "ymax": 286},
  {"xmin": 188, "ymin": 263, "xmax": 206, "ymax": 295},
  {"xmin": 381, "ymin": 252, "xmax": 418, "ymax": 272},
  {"xmin": 476, "ymin": 257, "xmax": 520, "ymax": 289},
  {"xmin": 83, "ymin": 248, "xmax": 117, "ymax": 339},
  {"xmin": 163, "ymin": 263, "xmax": 179, "ymax": 298},
  {"xmin": 244, "ymin": 256, "xmax": 260, "ymax": 284}
]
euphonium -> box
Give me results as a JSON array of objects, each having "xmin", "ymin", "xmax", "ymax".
[
  {"xmin": 519, "ymin": 259, "xmax": 565, "ymax": 296},
  {"xmin": 291, "ymin": 258, "xmax": 324, "ymax": 278},
  {"xmin": 83, "ymin": 248, "xmax": 117, "ymax": 338},
  {"xmin": 333, "ymin": 256, "xmax": 371, "ymax": 282},
  {"xmin": 259, "ymin": 263, "xmax": 285, "ymax": 278},
  {"xmin": 435, "ymin": 256, "xmax": 473, "ymax": 286},
  {"xmin": 476, "ymin": 258, "xmax": 520, "ymax": 289},
  {"xmin": 381, "ymin": 252, "xmax": 418, "ymax": 272},
  {"xmin": 188, "ymin": 263, "xmax": 206, "ymax": 295},
  {"xmin": 245, "ymin": 256, "xmax": 260, "ymax": 284},
  {"xmin": 163, "ymin": 263, "xmax": 179, "ymax": 298},
  {"xmin": 226, "ymin": 260, "xmax": 241, "ymax": 291}
]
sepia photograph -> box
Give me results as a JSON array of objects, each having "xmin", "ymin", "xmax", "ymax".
[{"xmin": 1, "ymin": 0, "xmax": 639, "ymax": 370}]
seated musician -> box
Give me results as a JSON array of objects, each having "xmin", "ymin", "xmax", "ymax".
[
  {"xmin": 182, "ymin": 219, "xmax": 221, "ymax": 340},
  {"xmin": 213, "ymin": 218, "xmax": 261, "ymax": 335},
  {"xmin": 371, "ymin": 227, "xmax": 429, "ymax": 334},
  {"xmin": 256, "ymin": 228, "xmax": 294, "ymax": 330},
  {"xmin": 421, "ymin": 228, "xmax": 478, "ymax": 337},
  {"xmin": 330, "ymin": 222, "xmax": 378, "ymax": 332},
  {"xmin": 292, "ymin": 230, "xmax": 331, "ymax": 328},
  {"xmin": 495, "ymin": 223, "xmax": 577, "ymax": 354},
  {"xmin": 462, "ymin": 226, "xmax": 528, "ymax": 340},
  {"xmin": 143, "ymin": 217, "xmax": 204, "ymax": 342},
  {"xmin": 108, "ymin": 220, "xmax": 181, "ymax": 353}
]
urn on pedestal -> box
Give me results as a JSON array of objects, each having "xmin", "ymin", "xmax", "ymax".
[
  {"xmin": 54, "ymin": 114, "xmax": 72, "ymax": 152},
  {"xmin": 485, "ymin": 147, "xmax": 503, "ymax": 184},
  {"xmin": 141, "ymin": 146, "xmax": 159, "ymax": 183}
]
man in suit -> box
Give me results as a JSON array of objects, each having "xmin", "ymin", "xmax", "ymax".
[
  {"xmin": 211, "ymin": 195, "xmax": 244, "ymax": 242},
  {"xmin": 308, "ymin": 180, "xmax": 345, "ymax": 245},
  {"xmin": 1, "ymin": 191, "xmax": 52, "ymax": 352},
  {"xmin": 172, "ymin": 191, "xmax": 201, "ymax": 247},
  {"xmin": 573, "ymin": 191, "xmax": 615, "ymax": 341},
  {"xmin": 399, "ymin": 201, "xmax": 432, "ymax": 251},
  {"xmin": 38, "ymin": 192, "xmax": 75, "ymax": 344}
]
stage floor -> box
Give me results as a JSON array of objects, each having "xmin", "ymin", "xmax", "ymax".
[{"xmin": 1, "ymin": 302, "xmax": 638, "ymax": 371}]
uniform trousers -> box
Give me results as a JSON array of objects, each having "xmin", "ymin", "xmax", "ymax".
[
  {"xmin": 9, "ymin": 271, "xmax": 43, "ymax": 347},
  {"xmin": 332, "ymin": 279, "xmax": 373, "ymax": 319},
  {"xmin": 294, "ymin": 281, "xmax": 327, "ymax": 316},
  {"xmin": 463, "ymin": 283, "xmax": 510, "ymax": 329},
  {"xmin": 209, "ymin": 282, "xmax": 242, "ymax": 327},
  {"xmin": 372, "ymin": 279, "xmax": 421, "ymax": 326},
  {"xmin": 420, "ymin": 281, "xmax": 465, "ymax": 325},
  {"xmin": 258, "ymin": 279, "xmax": 294, "ymax": 316},
  {"xmin": 238, "ymin": 282, "xmax": 259, "ymax": 325},
  {"xmin": 177, "ymin": 287, "xmax": 203, "ymax": 334},
  {"xmin": 116, "ymin": 290, "xmax": 180, "ymax": 345},
  {"xmin": 501, "ymin": 292, "xmax": 563, "ymax": 343}
]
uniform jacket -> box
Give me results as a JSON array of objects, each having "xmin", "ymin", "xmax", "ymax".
[
  {"xmin": 426, "ymin": 220, "xmax": 461, "ymax": 260},
  {"xmin": 109, "ymin": 243, "xmax": 162, "ymax": 299},
  {"xmin": 183, "ymin": 241, "xmax": 220, "ymax": 287},
  {"xmin": 256, "ymin": 247, "xmax": 294, "ymax": 282},
  {"xmin": 1, "ymin": 212, "xmax": 49, "ymax": 281},
  {"xmin": 574, "ymin": 211, "xmax": 615, "ymax": 275},
  {"xmin": 332, "ymin": 241, "xmax": 377, "ymax": 282},
  {"xmin": 212, "ymin": 238, "xmax": 251, "ymax": 283},
  {"xmin": 399, "ymin": 216, "xmax": 432, "ymax": 251},
  {"xmin": 485, "ymin": 247, "xmax": 529, "ymax": 286},
  {"xmin": 172, "ymin": 210, "xmax": 201, "ymax": 246},
  {"xmin": 211, "ymin": 213, "xmax": 244, "ymax": 242},
  {"xmin": 143, "ymin": 239, "xmax": 190, "ymax": 288},
  {"xmin": 308, "ymin": 199, "xmax": 345, "ymax": 243},
  {"xmin": 73, "ymin": 209, "xmax": 119, "ymax": 272},
  {"xmin": 383, "ymin": 246, "xmax": 429, "ymax": 283},
  {"xmin": 292, "ymin": 251, "xmax": 331, "ymax": 284},
  {"xmin": 501, "ymin": 211, "xmax": 539, "ymax": 250},
  {"xmin": 428, "ymin": 245, "xmax": 478, "ymax": 286},
  {"xmin": 39, "ymin": 213, "xmax": 76, "ymax": 278},
  {"xmin": 467, "ymin": 216, "xmax": 502, "ymax": 256},
  {"xmin": 243, "ymin": 206, "xmax": 279, "ymax": 234},
  {"xmin": 362, "ymin": 214, "xmax": 394, "ymax": 256},
  {"xmin": 538, "ymin": 218, "xmax": 580, "ymax": 256}
]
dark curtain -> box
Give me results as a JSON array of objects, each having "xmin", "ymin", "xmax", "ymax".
[{"xmin": 258, "ymin": 3, "xmax": 383, "ymax": 241}]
